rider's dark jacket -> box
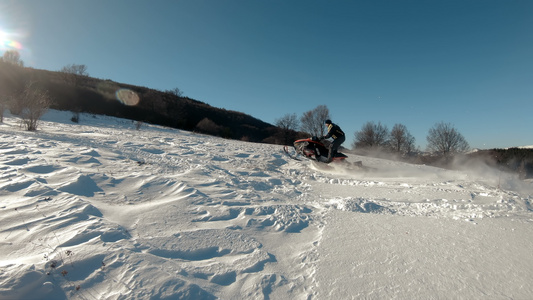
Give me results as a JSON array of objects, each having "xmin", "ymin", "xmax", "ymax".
[{"xmin": 324, "ymin": 123, "xmax": 345, "ymax": 140}]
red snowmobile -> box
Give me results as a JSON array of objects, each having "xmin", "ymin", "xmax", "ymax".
[{"xmin": 285, "ymin": 136, "xmax": 348, "ymax": 163}]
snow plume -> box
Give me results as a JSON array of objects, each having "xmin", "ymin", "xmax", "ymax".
[
  {"xmin": 451, "ymin": 154, "xmax": 533, "ymax": 195},
  {"xmin": 0, "ymin": 110, "xmax": 532, "ymax": 299},
  {"xmin": 351, "ymin": 147, "xmax": 532, "ymax": 195}
]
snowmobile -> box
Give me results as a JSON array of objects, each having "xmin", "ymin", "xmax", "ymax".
[{"xmin": 284, "ymin": 136, "xmax": 348, "ymax": 163}]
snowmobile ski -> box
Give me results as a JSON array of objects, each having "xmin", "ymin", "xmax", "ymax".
[{"xmin": 283, "ymin": 145, "xmax": 301, "ymax": 161}]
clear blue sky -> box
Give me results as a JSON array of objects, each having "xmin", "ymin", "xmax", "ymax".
[{"xmin": 1, "ymin": 0, "xmax": 532, "ymax": 149}]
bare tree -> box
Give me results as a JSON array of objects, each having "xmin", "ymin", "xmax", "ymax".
[
  {"xmin": 353, "ymin": 121, "xmax": 389, "ymax": 149},
  {"xmin": 60, "ymin": 64, "xmax": 88, "ymax": 86},
  {"xmin": 300, "ymin": 105, "xmax": 330, "ymax": 137},
  {"xmin": 1, "ymin": 50, "xmax": 24, "ymax": 67},
  {"xmin": 19, "ymin": 82, "xmax": 51, "ymax": 131},
  {"xmin": 426, "ymin": 122, "xmax": 469, "ymax": 155},
  {"xmin": 275, "ymin": 113, "xmax": 299, "ymax": 145},
  {"xmin": 276, "ymin": 113, "xmax": 299, "ymax": 131},
  {"xmin": 61, "ymin": 64, "xmax": 88, "ymax": 76},
  {"xmin": 166, "ymin": 87, "xmax": 184, "ymax": 97},
  {"xmin": 59, "ymin": 64, "xmax": 88, "ymax": 121},
  {"xmin": 389, "ymin": 123, "xmax": 416, "ymax": 154}
]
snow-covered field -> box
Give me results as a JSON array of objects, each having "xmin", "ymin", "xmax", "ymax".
[{"xmin": 1, "ymin": 110, "xmax": 532, "ymax": 300}]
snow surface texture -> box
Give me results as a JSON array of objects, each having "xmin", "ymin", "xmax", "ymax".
[{"xmin": 0, "ymin": 110, "xmax": 532, "ymax": 300}]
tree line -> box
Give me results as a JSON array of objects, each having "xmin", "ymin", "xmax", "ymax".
[{"xmin": 276, "ymin": 104, "xmax": 469, "ymax": 156}]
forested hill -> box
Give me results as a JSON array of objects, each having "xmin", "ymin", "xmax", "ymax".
[{"xmin": 0, "ymin": 62, "xmax": 289, "ymax": 143}]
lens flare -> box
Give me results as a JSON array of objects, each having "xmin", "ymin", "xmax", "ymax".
[
  {"xmin": 3, "ymin": 39, "xmax": 22, "ymax": 50},
  {"xmin": 115, "ymin": 89, "xmax": 140, "ymax": 106},
  {"xmin": 0, "ymin": 29, "xmax": 23, "ymax": 50}
]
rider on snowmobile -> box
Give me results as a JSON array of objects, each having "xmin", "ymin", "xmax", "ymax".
[{"xmin": 321, "ymin": 119, "xmax": 345, "ymax": 162}]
